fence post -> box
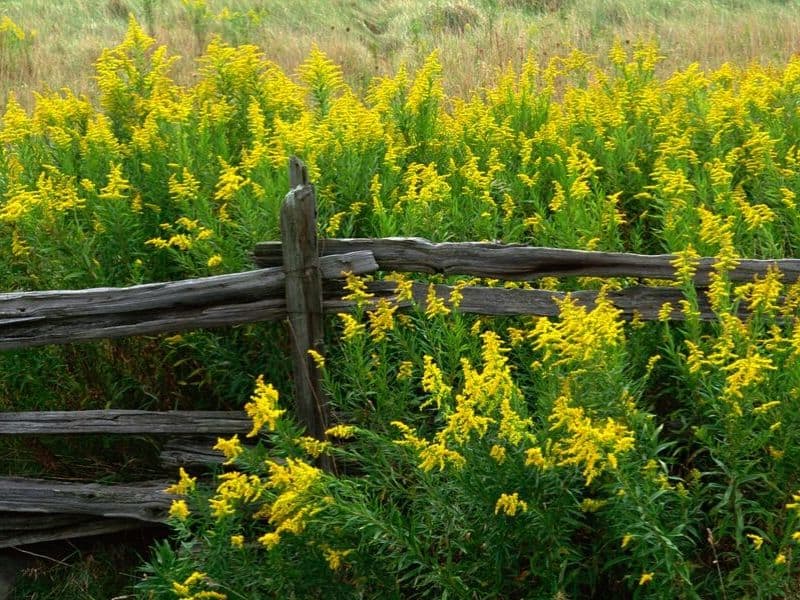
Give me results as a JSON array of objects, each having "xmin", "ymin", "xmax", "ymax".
[{"xmin": 281, "ymin": 158, "xmax": 331, "ymax": 466}]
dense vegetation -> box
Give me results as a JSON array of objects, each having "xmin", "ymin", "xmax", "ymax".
[{"xmin": 3, "ymin": 3, "xmax": 800, "ymax": 598}]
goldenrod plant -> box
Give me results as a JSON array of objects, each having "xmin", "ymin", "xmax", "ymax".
[{"xmin": 3, "ymin": 14, "xmax": 800, "ymax": 598}]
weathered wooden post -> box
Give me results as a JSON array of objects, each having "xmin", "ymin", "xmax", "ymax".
[{"xmin": 280, "ymin": 158, "xmax": 331, "ymax": 465}]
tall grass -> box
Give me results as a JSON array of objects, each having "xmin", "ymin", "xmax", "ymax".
[
  {"xmin": 0, "ymin": 0, "xmax": 799, "ymax": 106},
  {"xmin": 3, "ymin": 4, "xmax": 800, "ymax": 598}
]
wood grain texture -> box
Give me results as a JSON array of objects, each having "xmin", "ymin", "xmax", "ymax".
[
  {"xmin": 0, "ymin": 478, "xmax": 172, "ymax": 522},
  {"xmin": 323, "ymin": 281, "xmax": 716, "ymax": 321},
  {"xmin": 0, "ymin": 251, "xmax": 376, "ymax": 350},
  {"xmin": 0, "ymin": 410, "xmax": 250, "ymax": 435},
  {"xmin": 0, "ymin": 514, "xmax": 148, "ymax": 549},
  {"xmin": 281, "ymin": 177, "xmax": 330, "ymax": 443},
  {"xmin": 159, "ymin": 438, "xmax": 231, "ymax": 469},
  {"xmin": 254, "ymin": 237, "xmax": 800, "ymax": 284},
  {"xmin": 0, "ymin": 251, "xmax": 375, "ymax": 320}
]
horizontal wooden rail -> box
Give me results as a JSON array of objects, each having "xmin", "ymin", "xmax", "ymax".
[
  {"xmin": 0, "ymin": 513, "xmax": 149, "ymax": 549},
  {"xmin": 159, "ymin": 439, "xmax": 231, "ymax": 469},
  {"xmin": 0, "ymin": 478, "xmax": 171, "ymax": 522},
  {"xmin": 0, "ymin": 410, "xmax": 250, "ymax": 435},
  {"xmin": 254, "ymin": 237, "xmax": 800, "ymax": 284},
  {"xmin": 0, "ymin": 281, "xmax": 726, "ymax": 350},
  {"xmin": 0, "ymin": 251, "xmax": 375, "ymax": 321},
  {"xmin": 0, "ymin": 251, "xmax": 377, "ymax": 350},
  {"xmin": 351, "ymin": 281, "xmax": 715, "ymax": 321}
]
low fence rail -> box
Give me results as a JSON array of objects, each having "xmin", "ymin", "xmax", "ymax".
[{"xmin": 0, "ymin": 157, "xmax": 791, "ymax": 550}]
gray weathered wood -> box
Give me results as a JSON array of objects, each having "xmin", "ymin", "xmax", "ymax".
[
  {"xmin": 289, "ymin": 156, "xmax": 309, "ymax": 189},
  {"xmin": 281, "ymin": 161, "xmax": 329, "ymax": 444},
  {"xmin": 0, "ymin": 252, "xmax": 377, "ymax": 350},
  {"xmin": 0, "ymin": 514, "xmax": 147, "ymax": 549},
  {"xmin": 159, "ymin": 439, "xmax": 229, "ymax": 469},
  {"xmin": 0, "ymin": 410, "xmax": 250, "ymax": 435},
  {"xmin": 0, "ymin": 478, "xmax": 171, "ymax": 522},
  {"xmin": 253, "ymin": 237, "xmax": 800, "ymax": 284},
  {"xmin": 0, "ymin": 277, "xmax": 720, "ymax": 351},
  {"xmin": 0, "ymin": 251, "xmax": 376, "ymax": 321},
  {"xmin": 323, "ymin": 281, "xmax": 718, "ymax": 321}
]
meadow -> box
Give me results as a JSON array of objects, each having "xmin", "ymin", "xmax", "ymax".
[{"xmin": 2, "ymin": 0, "xmax": 800, "ymax": 598}]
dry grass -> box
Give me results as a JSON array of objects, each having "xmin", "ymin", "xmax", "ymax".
[{"xmin": 0, "ymin": 0, "xmax": 799, "ymax": 106}]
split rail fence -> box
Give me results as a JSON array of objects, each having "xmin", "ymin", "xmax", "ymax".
[{"xmin": 2, "ymin": 157, "xmax": 800, "ymax": 549}]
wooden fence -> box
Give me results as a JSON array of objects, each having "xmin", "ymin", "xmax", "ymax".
[{"xmin": 2, "ymin": 157, "xmax": 797, "ymax": 549}]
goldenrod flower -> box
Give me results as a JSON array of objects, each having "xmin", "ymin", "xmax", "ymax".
[
  {"xmin": 368, "ymin": 298, "xmax": 397, "ymax": 342},
  {"xmin": 425, "ymin": 284, "xmax": 451, "ymax": 318},
  {"xmin": 244, "ymin": 375, "xmax": 285, "ymax": 436},
  {"xmin": 165, "ymin": 467, "xmax": 196, "ymax": 495},
  {"xmin": 168, "ymin": 499, "xmax": 190, "ymax": 520},
  {"xmin": 495, "ymin": 492, "xmax": 528, "ymax": 516},
  {"xmin": 489, "ymin": 444, "xmax": 507, "ymax": 464},
  {"xmin": 295, "ymin": 436, "xmax": 331, "ymax": 458},
  {"xmin": 213, "ymin": 435, "xmax": 243, "ymax": 465},
  {"xmin": 325, "ymin": 424, "xmax": 356, "ymax": 439},
  {"xmin": 259, "ymin": 531, "xmax": 281, "ymax": 549},
  {"xmin": 671, "ymin": 245, "xmax": 701, "ymax": 285},
  {"xmin": 323, "ymin": 547, "xmax": 352, "ymax": 570},
  {"xmin": 746, "ymin": 533, "xmax": 764, "ymax": 550},
  {"xmin": 396, "ymin": 360, "xmax": 414, "ymax": 381},
  {"xmin": 307, "ymin": 349, "xmax": 326, "ymax": 369},
  {"xmin": 337, "ymin": 312, "xmax": 365, "ymax": 341}
]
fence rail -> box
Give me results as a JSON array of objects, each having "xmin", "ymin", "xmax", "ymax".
[
  {"xmin": 255, "ymin": 237, "xmax": 800, "ymax": 284},
  {"xmin": 0, "ymin": 251, "xmax": 376, "ymax": 350},
  {"xmin": 0, "ymin": 410, "xmax": 250, "ymax": 435},
  {"xmin": 1, "ymin": 156, "xmax": 792, "ymax": 552}
]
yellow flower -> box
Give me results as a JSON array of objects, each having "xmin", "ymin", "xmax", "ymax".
[
  {"xmin": 207, "ymin": 254, "xmax": 223, "ymax": 268},
  {"xmin": 323, "ymin": 547, "xmax": 352, "ymax": 571},
  {"xmin": 244, "ymin": 375, "xmax": 285, "ymax": 437},
  {"xmin": 671, "ymin": 245, "xmax": 701, "ymax": 285},
  {"xmin": 385, "ymin": 272, "xmax": 414, "ymax": 303},
  {"xmin": 307, "ymin": 349, "xmax": 326, "ymax": 369},
  {"xmin": 295, "ymin": 436, "xmax": 331, "ymax": 458},
  {"xmin": 775, "ymin": 553, "xmax": 787, "ymax": 565},
  {"xmin": 326, "ymin": 211, "xmax": 346, "ymax": 236},
  {"xmin": 621, "ymin": 533, "xmax": 633, "ymax": 548},
  {"xmin": 396, "ymin": 360, "xmax": 414, "ymax": 381},
  {"xmin": 98, "ymin": 163, "xmax": 130, "ymax": 201},
  {"xmin": 337, "ymin": 312, "xmax": 365, "ymax": 341},
  {"xmin": 165, "ymin": 467, "xmax": 196, "ymax": 495},
  {"xmin": 489, "ymin": 444, "xmax": 507, "ymax": 464},
  {"xmin": 579, "ymin": 498, "xmax": 607, "ymax": 513},
  {"xmin": 658, "ymin": 302, "xmax": 673, "ymax": 321},
  {"xmin": 213, "ymin": 435, "xmax": 243, "ymax": 465},
  {"xmin": 420, "ymin": 355, "xmax": 452, "ymax": 410},
  {"xmin": 525, "ymin": 447, "xmax": 551, "ymax": 469},
  {"xmin": 746, "ymin": 533, "xmax": 764, "ymax": 550},
  {"xmin": 168, "ymin": 499, "xmax": 190, "ymax": 520},
  {"xmin": 215, "ymin": 157, "xmax": 248, "ymax": 202},
  {"xmin": 230, "ymin": 534, "xmax": 244, "ymax": 548},
  {"xmin": 259, "ymin": 531, "xmax": 281, "ymax": 549},
  {"xmin": 325, "ymin": 424, "xmax": 356, "ymax": 439},
  {"xmin": 368, "ymin": 298, "xmax": 397, "ymax": 342},
  {"xmin": 495, "ymin": 492, "xmax": 528, "ymax": 516},
  {"xmin": 547, "ymin": 391, "xmax": 635, "ymax": 485},
  {"xmin": 418, "ymin": 442, "xmax": 466, "ymax": 472},
  {"xmin": 638, "ymin": 572, "xmax": 654, "ymax": 585},
  {"xmin": 425, "ymin": 284, "xmax": 451, "ymax": 318}
]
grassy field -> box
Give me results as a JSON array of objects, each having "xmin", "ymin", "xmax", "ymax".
[
  {"xmin": 3, "ymin": 0, "xmax": 800, "ymax": 598},
  {"xmin": 1, "ymin": 0, "xmax": 800, "ymax": 106}
]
